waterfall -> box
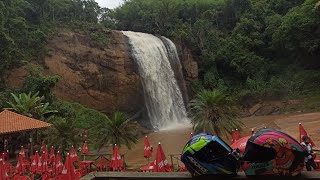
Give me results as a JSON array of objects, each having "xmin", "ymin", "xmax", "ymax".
[
  {"xmin": 122, "ymin": 31, "xmax": 189, "ymax": 130},
  {"xmin": 161, "ymin": 37, "xmax": 189, "ymax": 107}
]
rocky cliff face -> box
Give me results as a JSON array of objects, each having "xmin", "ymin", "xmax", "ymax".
[
  {"xmin": 5, "ymin": 29, "xmax": 198, "ymax": 117},
  {"xmin": 44, "ymin": 29, "xmax": 144, "ymax": 114}
]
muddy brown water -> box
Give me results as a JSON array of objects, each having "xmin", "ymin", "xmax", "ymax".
[{"xmin": 106, "ymin": 112, "xmax": 320, "ymax": 169}]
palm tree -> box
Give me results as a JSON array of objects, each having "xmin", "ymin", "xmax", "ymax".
[
  {"xmin": 7, "ymin": 92, "xmax": 56, "ymax": 120},
  {"xmin": 93, "ymin": 111, "xmax": 139, "ymax": 150},
  {"xmin": 188, "ymin": 89, "xmax": 242, "ymax": 136},
  {"xmin": 45, "ymin": 117, "xmax": 81, "ymax": 157}
]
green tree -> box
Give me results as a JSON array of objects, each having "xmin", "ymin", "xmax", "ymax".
[
  {"xmin": 93, "ymin": 111, "xmax": 138, "ymax": 150},
  {"xmin": 7, "ymin": 92, "xmax": 56, "ymax": 120},
  {"xmin": 45, "ymin": 117, "xmax": 81, "ymax": 156},
  {"xmin": 188, "ymin": 89, "xmax": 242, "ymax": 136}
]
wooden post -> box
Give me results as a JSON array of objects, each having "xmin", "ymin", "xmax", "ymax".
[
  {"xmin": 170, "ymin": 154, "xmax": 174, "ymax": 171},
  {"xmin": 122, "ymin": 154, "xmax": 126, "ymax": 170},
  {"xmin": 29, "ymin": 132, "xmax": 33, "ymax": 157}
]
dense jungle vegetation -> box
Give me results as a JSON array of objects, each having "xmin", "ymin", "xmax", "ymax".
[
  {"xmin": 1, "ymin": 0, "xmax": 320, "ymax": 102},
  {"xmin": 108, "ymin": 0, "xmax": 320, "ymax": 105},
  {"xmin": 0, "ymin": 0, "xmax": 320, "ymax": 130}
]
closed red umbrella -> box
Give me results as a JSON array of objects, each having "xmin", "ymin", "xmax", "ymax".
[
  {"xmin": 299, "ymin": 123, "xmax": 316, "ymax": 146},
  {"xmin": 61, "ymin": 153, "xmax": 77, "ymax": 180},
  {"xmin": 55, "ymin": 151, "xmax": 63, "ymax": 175},
  {"xmin": 144, "ymin": 136, "xmax": 152, "ymax": 159},
  {"xmin": 153, "ymin": 142, "xmax": 171, "ymax": 172},
  {"xmin": 49, "ymin": 146, "xmax": 55, "ymax": 164},
  {"xmin": 81, "ymin": 141, "xmax": 89, "ymax": 154},
  {"xmin": 70, "ymin": 146, "xmax": 79, "ymax": 163},
  {"xmin": 230, "ymin": 136, "xmax": 251, "ymax": 154},
  {"xmin": 0, "ymin": 159, "xmax": 9, "ymax": 180},
  {"xmin": 19, "ymin": 146, "xmax": 25, "ymax": 159},
  {"xmin": 235, "ymin": 129, "xmax": 241, "ymax": 141},
  {"xmin": 231, "ymin": 130, "xmax": 236, "ymax": 143},
  {"xmin": 16, "ymin": 154, "xmax": 25, "ymax": 174},
  {"xmin": 44, "ymin": 146, "xmax": 49, "ymax": 163},
  {"xmin": 110, "ymin": 144, "xmax": 124, "ymax": 171},
  {"xmin": 42, "ymin": 151, "xmax": 49, "ymax": 172},
  {"xmin": 30, "ymin": 153, "xmax": 37, "ymax": 173},
  {"xmin": 189, "ymin": 133, "xmax": 193, "ymax": 139},
  {"xmin": 37, "ymin": 153, "xmax": 43, "ymax": 174}
]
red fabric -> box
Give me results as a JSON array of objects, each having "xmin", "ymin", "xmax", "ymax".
[
  {"xmin": 30, "ymin": 154, "xmax": 37, "ymax": 173},
  {"xmin": 153, "ymin": 143, "xmax": 171, "ymax": 172},
  {"xmin": 0, "ymin": 159, "xmax": 9, "ymax": 180},
  {"xmin": 49, "ymin": 146, "xmax": 55, "ymax": 164},
  {"xmin": 81, "ymin": 142, "xmax": 89, "ymax": 155},
  {"xmin": 235, "ymin": 129, "xmax": 241, "ymax": 140},
  {"xmin": 299, "ymin": 123, "xmax": 316, "ymax": 147},
  {"xmin": 230, "ymin": 136, "xmax": 250, "ymax": 154},
  {"xmin": 16, "ymin": 154, "xmax": 25, "ymax": 174},
  {"xmin": 140, "ymin": 164, "xmax": 154, "ymax": 171},
  {"xmin": 144, "ymin": 136, "xmax": 152, "ymax": 158},
  {"xmin": 41, "ymin": 142, "xmax": 46, "ymax": 152},
  {"xmin": 19, "ymin": 146, "xmax": 25, "ymax": 159},
  {"xmin": 110, "ymin": 145, "xmax": 124, "ymax": 171},
  {"xmin": 61, "ymin": 154, "xmax": 77, "ymax": 180},
  {"xmin": 179, "ymin": 164, "xmax": 187, "ymax": 172},
  {"xmin": 55, "ymin": 151, "xmax": 63, "ymax": 175},
  {"xmin": 189, "ymin": 133, "xmax": 193, "ymax": 139},
  {"xmin": 42, "ymin": 151, "xmax": 49, "ymax": 172},
  {"xmin": 70, "ymin": 146, "xmax": 79, "ymax": 163},
  {"xmin": 231, "ymin": 130, "xmax": 236, "ymax": 143},
  {"xmin": 96, "ymin": 156, "xmax": 105, "ymax": 171},
  {"xmin": 44, "ymin": 146, "xmax": 49, "ymax": 163},
  {"xmin": 13, "ymin": 175, "xmax": 28, "ymax": 180}
]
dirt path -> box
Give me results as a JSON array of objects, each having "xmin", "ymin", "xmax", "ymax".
[{"xmin": 119, "ymin": 112, "xmax": 320, "ymax": 169}]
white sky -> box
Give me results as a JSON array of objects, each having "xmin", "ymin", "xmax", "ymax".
[{"xmin": 96, "ymin": 0, "xmax": 124, "ymax": 9}]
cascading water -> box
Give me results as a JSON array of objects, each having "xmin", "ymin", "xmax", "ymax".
[{"xmin": 122, "ymin": 31, "xmax": 189, "ymax": 130}]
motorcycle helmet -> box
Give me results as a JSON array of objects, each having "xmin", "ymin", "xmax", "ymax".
[
  {"xmin": 181, "ymin": 133, "xmax": 241, "ymax": 177},
  {"xmin": 242, "ymin": 128, "xmax": 307, "ymax": 176}
]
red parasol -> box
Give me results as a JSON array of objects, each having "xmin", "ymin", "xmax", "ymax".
[
  {"xmin": 144, "ymin": 136, "xmax": 152, "ymax": 159},
  {"xmin": 230, "ymin": 136, "xmax": 251, "ymax": 154},
  {"xmin": 231, "ymin": 130, "xmax": 236, "ymax": 143},
  {"xmin": 61, "ymin": 153, "xmax": 77, "ymax": 180},
  {"xmin": 16, "ymin": 154, "xmax": 25, "ymax": 174},
  {"xmin": 19, "ymin": 146, "xmax": 25, "ymax": 159},
  {"xmin": 299, "ymin": 123, "xmax": 316, "ymax": 147},
  {"xmin": 30, "ymin": 153, "xmax": 37, "ymax": 173},
  {"xmin": 44, "ymin": 146, "xmax": 49, "ymax": 163},
  {"xmin": 49, "ymin": 146, "xmax": 55, "ymax": 164},
  {"xmin": 41, "ymin": 142, "xmax": 45, "ymax": 152},
  {"xmin": 81, "ymin": 141, "xmax": 89, "ymax": 155},
  {"xmin": 41, "ymin": 151, "xmax": 49, "ymax": 173},
  {"xmin": 235, "ymin": 129, "xmax": 241, "ymax": 141},
  {"xmin": 70, "ymin": 146, "xmax": 79, "ymax": 163},
  {"xmin": 153, "ymin": 142, "xmax": 171, "ymax": 172},
  {"xmin": 0, "ymin": 159, "xmax": 9, "ymax": 180},
  {"xmin": 189, "ymin": 132, "xmax": 193, "ymax": 139},
  {"xmin": 55, "ymin": 151, "xmax": 63, "ymax": 175},
  {"xmin": 110, "ymin": 144, "xmax": 124, "ymax": 171},
  {"xmin": 36, "ymin": 153, "xmax": 43, "ymax": 174}
]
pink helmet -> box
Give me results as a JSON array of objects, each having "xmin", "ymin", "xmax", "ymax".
[{"xmin": 242, "ymin": 128, "xmax": 307, "ymax": 176}]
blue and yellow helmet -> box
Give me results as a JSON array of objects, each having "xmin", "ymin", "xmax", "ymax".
[{"xmin": 181, "ymin": 133, "xmax": 241, "ymax": 176}]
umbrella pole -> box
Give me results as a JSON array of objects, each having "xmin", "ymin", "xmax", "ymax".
[{"xmin": 84, "ymin": 155, "xmax": 86, "ymax": 161}]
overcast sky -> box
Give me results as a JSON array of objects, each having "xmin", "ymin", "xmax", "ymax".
[{"xmin": 96, "ymin": 0, "xmax": 124, "ymax": 9}]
